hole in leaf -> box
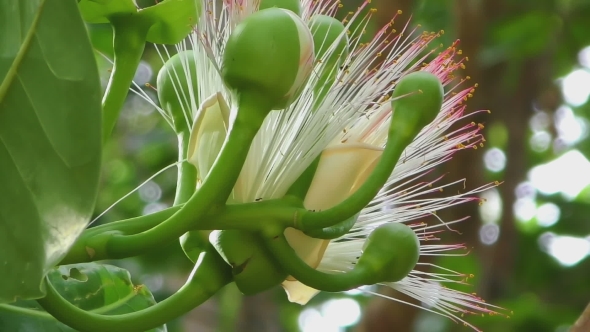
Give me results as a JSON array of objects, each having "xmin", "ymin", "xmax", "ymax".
[{"xmin": 67, "ymin": 268, "xmax": 88, "ymax": 282}]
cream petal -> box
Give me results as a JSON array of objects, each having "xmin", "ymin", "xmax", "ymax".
[
  {"xmin": 281, "ymin": 280, "xmax": 321, "ymax": 305},
  {"xmin": 304, "ymin": 142, "xmax": 383, "ymax": 210},
  {"xmin": 284, "ymin": 227, "xmax": 329, "ymax": 281},
  {"xmin": 282, "ymin": 143, "xmax": 383, "ymax": 296},
  {"xmin": 187, "ymin": 92, "xmax": 230, "ymax": 184}
]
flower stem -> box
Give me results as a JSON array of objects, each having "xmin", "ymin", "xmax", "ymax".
[
  {"xmin": 174, "ymin": 130, "xmax": 197, "ymax": 205},
  {"xmin": 61, "ymin": 198, "xmax": 300, "ymax": 264},
  {"xmin": 60, "ymin": 206, "xmax": 182, "ymax": 264},
  {"xmin": 296, "ymin": 133, "xmax": 408, "ymax": 230},
  {"xmin": 39, "ymin": 249, "xmax": 231, "ymax": 332},
  {"xmin": 263, "ymin": 234, "xmax": 364, "ymax": 292},
  {"xmin": 94, "ymin": 98, "xmax": 264, "ymax": 259},
  {"xmin": 101, "ymin": 20, "xmax": 148, "ymax": 142}
]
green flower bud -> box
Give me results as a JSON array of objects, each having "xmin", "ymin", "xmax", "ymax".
[
  {"xmin": 221, "ymin": 8, "xmax": 314, "ymax": 114},
  {"xmin": 389, "ymin": 71, "xmax": 444, "ymax": 138},
  {"xmin": 308, "ymin": 15, "xmax": 348, "ymax": 105},
  {"xmin": 157, "ymin": 51, "xmax": 198, "ymax": 133},
  {"xmin": 354, "ymin": 222, "xmax": 419, "ymax": 284},
  {"xmin": 210, "ymin": 230, "xmax": 288, "ymax": 295},
  {"xmin": 259, "ymin": 0, "xmax": 302, "ymax": 16}
]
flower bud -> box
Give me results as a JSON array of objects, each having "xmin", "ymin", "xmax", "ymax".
[
  {"xmin": 210, "ymin": 230, "xmax": 287, "ymax": 295},
  {"xmin": 307, "ymin": 15, "xmax": 348, "ymax": 108},
  {"xmin": 354, "ymin": 222, "xmax": 420, "ymax": 284},
  {"xmin": 389, "ymin": 71, "xmax": 444, "ymax": 138},
  {"xmin": 221, "ymin": 8, "xmax": 314, "ymax": 112},
  {"xmin": 157, "ymin": 51, "xmax": 199, "ymax": 133},
  {"xmin": 259, "ymin": 0, "xmax": 302, "ymax": 16},
  {"xmin": 187, "ymin": 93, "xmax": 230, "ymax": 185}
]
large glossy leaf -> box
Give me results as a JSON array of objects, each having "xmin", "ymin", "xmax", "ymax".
[
  {"xmin": 0, "ymin": 0, "xmax": 102, "ymax": 302},
  {"xmin": 0, "ymin": 263, "xmax": 166, "ymax": 332}
]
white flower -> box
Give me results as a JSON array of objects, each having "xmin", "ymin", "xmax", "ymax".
[{"xmin": 145, "ymin": 0, "xmax": 503, "ymax": 329}]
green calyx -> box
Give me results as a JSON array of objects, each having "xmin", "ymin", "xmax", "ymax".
[
  {"xmin": 308, "ymin": 14, "xmax": 348, "ymax": 107},
  {"xmin": 354, "ymin": 222, "xmax": 420, "ymax": 284},
  {"xmin": 221, "ymin": 7, "xmax": 314, "ymax": 114},
  {"xmin": 259, "ymin": 0, "xmax": 302, "ymax": 16},
  {"xmin": 157, "ymin": 51, "xmax": 199, "ymax": 133},
  {"xmin": 209, "ymin": 230, "xmax": 288, "ymax": 295},
  {"xmin": 389, "ymin": 71, "xmax": 444, "ymax": 138}
]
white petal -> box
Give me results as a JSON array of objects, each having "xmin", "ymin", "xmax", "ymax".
[
  {"xmin": 281, "ymin": 279, "xmax": 321, "ymax": 305},
  {"xmin": 286, "ymin": 143, "xmax": 382, "ymax": 269},
  {"xmin": 187, "ymin": 92, "xmax": 230, "ymax": 183},
  {"xmin": 304, "ymin": 143, "xmax": 383, "ymax": 210}
]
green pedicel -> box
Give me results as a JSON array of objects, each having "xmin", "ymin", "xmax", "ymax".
[{"xmin": 298, "ymin": 71, "xmax": 445, "ymax": 231}]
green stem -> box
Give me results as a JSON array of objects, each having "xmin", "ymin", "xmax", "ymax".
[
  {"xmin": 61, "ymin": 198, "xmax": 301, "ymax": 264},
  {"xmin": 101, "ymin": 20, "xmax": 148, "ymax": 142},
  {"xmin": 60, "ymin": 206, "xmax": 182, "ymax": 264},
  {"xmin": 297, "ymin": 123, "xmax": 416, "ymax": 231},
  {"xmin": 263, "ymin": 234, "xmax": 363, "ymax": 292},
  {"xmin": 39, "ymin": 249, "xmax": 231, "ymax": 332},
  {"xmin": 99, "ymin": 101, "xmax": 264, "ymax": 259},
  {"xmin": 285, "ymin": 155, "xmax": 320, "ymax": 200},
  {"xmin": 174, "ymin": 130, "xmax": 196, "ymax": 206}
]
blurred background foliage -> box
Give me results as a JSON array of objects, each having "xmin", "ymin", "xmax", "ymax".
[{"xmin": 84, "ymin": 0, "xmax": 590, "ymax": 331}]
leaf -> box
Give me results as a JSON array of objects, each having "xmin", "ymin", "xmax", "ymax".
[
  {"xmin": 78, "ymin": 0, "xmax": 137, "ymax": 23},
  {"xmin": 0, "ymin": 263, "xmax": 167, "ymax": 332},
  {"xmin": 139, "ymin": 0, "xmax": 201, "ymax": 44},
  {"xmin": 0, "ymin": 0, "xmax": 102, "ymax": 302},
  {"xmin": 79, "ymin": 0, "xmax": 200, "ymax": 45}
]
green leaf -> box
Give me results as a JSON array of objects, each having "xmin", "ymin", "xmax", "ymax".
[
  {"xmin": 139, "ymin": 0, "xmax": 201, "ymax": 44},
  {"xmin": 78, "ymin": 0, "xmax": 137, "ymax": 23},
  {"xmin": 0, "ymin": 263, "xmax": 166, "ymax": 332},
  {"xmin": 79, "ymin": 0, "xmax": 200, "ymax": 45},
  {"xmin": 0, "ymin": 0, "xmax": 102, "ymax": 303}
]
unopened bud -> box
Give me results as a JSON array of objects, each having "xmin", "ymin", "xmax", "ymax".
[
  {"xmin": 389, "ymin": 71, "xmax": 444, "ymax": 138},
  {"xmin": 221, "ymin": 8, "xmax": 314, "ymax": 112},
  {"xmin": 157, "ymin": 51, "xmax": 199, "ymax": 133},
  {"xmin": 308, "ymin": 15, "xmax": 348, "ymax": 106},
  {"xmin": 259, "ymin": 0, "xmax": 302, "ymax": 16},
  {"xmin": 354, "ymin": 222, "xmax": 420, "ymax": 284}
]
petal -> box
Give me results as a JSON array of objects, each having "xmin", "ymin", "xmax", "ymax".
[
  {"xmin": 284, "ymin": 227, "xmax": 329, "ymax": 277},
  {"xmin": 187, "ymin": 92, "xmax": 230, "ymax": 184},
  {"xmin": 282, "ymin": 143, "xmax": 383, "ymax": 296},
  {"xmin": 304, "ymin": 142, "xmax": 383, "ymax": 210},
  {"xmin": 281, "ymin": 279, "xmax": 321, "ymax": 305}
]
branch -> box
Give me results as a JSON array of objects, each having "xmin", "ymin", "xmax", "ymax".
[{"xmin": 572, "ymin": 302, "xmax": 590, "ymax": 332}]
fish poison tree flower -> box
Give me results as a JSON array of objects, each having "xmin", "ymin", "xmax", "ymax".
[{"xmin": 153, "ymin": 0, "xmax": 503, "ymax": 329}]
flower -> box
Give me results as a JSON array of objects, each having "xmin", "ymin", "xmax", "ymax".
[{"xmin": 152, "ymin": 0, "xmax": 503, "ymax": 329}]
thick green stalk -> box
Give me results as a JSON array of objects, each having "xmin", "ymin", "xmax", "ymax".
[
  {"xmin": 263, "ymin": 234, "xmax": 364, "ymax": 292},
  {"xmin": 60, "ymin": 206, "xmax": 181, "ymax": 264},
  {"xmin": 61, "ymin": 198, "xmax": 301, "ymax": 264},
  {"xmin": 101, "ymin": 19, "xmax": 148, "ymax": 142},
  {"xmin": 39, "ymin": 249, "xmax": 231, "ymax": 332},
  {"xmin": 296, "ymin": 134, "xmax": 407, "ymax": 231},
  {"xmin": 96, "ymin": 100, "xmax": 264, "ymax": 259}
]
